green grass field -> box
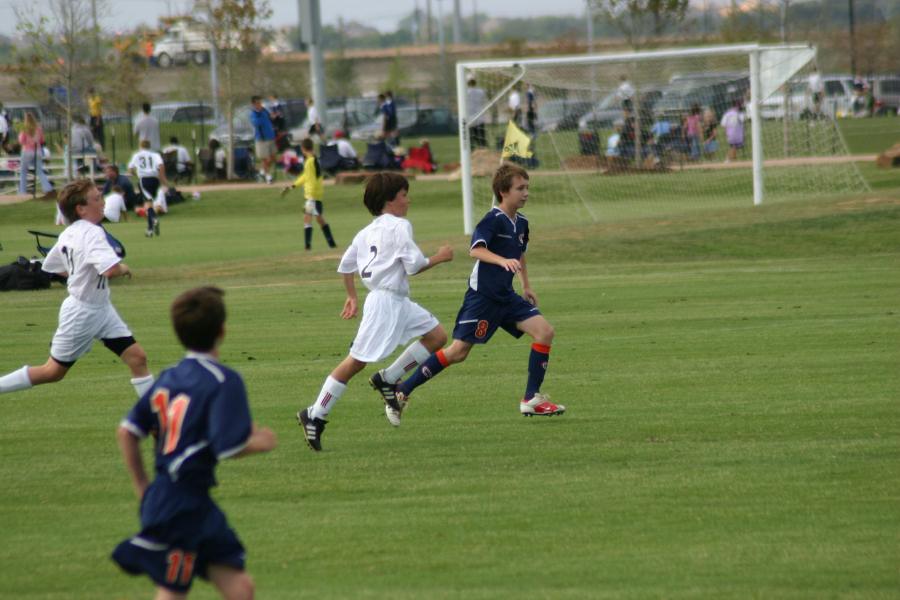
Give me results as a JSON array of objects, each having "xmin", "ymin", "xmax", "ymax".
[{"xmin": 0, "ymin": 176, "xmax": 898, "ymax": 598}]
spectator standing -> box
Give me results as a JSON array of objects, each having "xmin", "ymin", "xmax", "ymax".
[
  {"xmin": 306, "ymin": 97, "xmax": 323, "ymax": 139},
  {"xmin": 87, "ymin": 87, "xmax": 105, "ymax": 148},
  {"xmin": 466, "ymin": 77, "xmax": 489, "ymax": 148},
  {"xmin": 249, "ymin": 95, "xmax": 276, "ymax": 184},
  {"xmin": 133, "ymin": 103, "xmax": 160, "ymax": 151},
  {"xmin": 616, "ymin": 75, "xmax": 635, "ymax": 110},
  {"xmin": 683, "ymin": 104, "xmax": 702, "ymax": 160},
  {"xmin": 720, "ymin": 100, "xmax": 745, "ymax": 162},
  {"xmin": 525, "ymin": 83, "xmax": 538, "ymax": 135},
  {"xmin": 508, "ymin": 85, "xmax": 522, "ymax": 126},
  {"xmin": 102, "ymin": 164, "xmax": 140, "ymax": 211},
  {"xmin": 808, "ymin": 67, "xmax": 824, "ymax": 118},
  {"xmin": 0, "ymin": 104, "xmax": 9, "ymax": 154},
  {"xmin": 267, "ymin": 94, "xmax": 286, "ymax": 133},
  {"xmin": 17, "ymin": 112, "xmax": 55, "ymax": 197},
  {"xmin": 701, "ymin": 108, "xmax": 719, "ymax": 159}
]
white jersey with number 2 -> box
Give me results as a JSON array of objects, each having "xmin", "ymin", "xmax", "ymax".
[{"xmin": 338, "ymin": 213, "xmax": 428, "ymax": 296}]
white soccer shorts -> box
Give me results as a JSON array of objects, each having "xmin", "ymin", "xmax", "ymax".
[
  {"xmin": 304, "ymin": 199, "xmax": 321, "ymax": 216},
  {"xmin": 349, "ymin": 290, "xmax": 439, "ymax": 363},
  {"xmin": 50, "ymin": 296, "xmax": 133, "ymax": 363}
]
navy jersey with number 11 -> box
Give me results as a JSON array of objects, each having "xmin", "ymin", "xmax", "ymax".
[{"xmin": 120, "ymin": 352, "xmax": 252, "ymax": 524}]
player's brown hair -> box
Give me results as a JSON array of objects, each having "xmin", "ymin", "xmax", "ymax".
[
  {"xmin": 300, "ymin": 138, "xmax": 315, "ymax": 152},
  {"xmin": 363, "ymin": 172, "xmax": 409, "ymax": 216},
  {"xmin": 171, "ymin": 287, "xmax": 226, "ymax": 352},
  {"xmin": 58, "ymin": 179, "xmax": 97, "ymax": 223},
  {"xmin": 492, "ymin": 163, "xmax": 529, "ymax": 203}
]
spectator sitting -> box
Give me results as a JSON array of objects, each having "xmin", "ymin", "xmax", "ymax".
[
  {"xmin": 281, "ymin": 147, "xmax": 302, "ymax": 175},
  {"xmin": 326, "ymin": 130, "xmax": 359, "ymax": 171},
  {"xmin": 103, "ymin": 185, "xmax": 128, "ymax": 223},
  {"xmin": 102, "ymin": 164, "xmax": 140, "ymax": 211},
  {"xmin": 162, "ymin": 136, "xmax": 193, "ymax": 181}
]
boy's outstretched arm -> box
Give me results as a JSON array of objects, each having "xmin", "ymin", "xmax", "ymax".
[
  {"xmin": 414, "ymin": 244, "xmax": 453, "ymax": 275},
  {"xmin": 233, "ymin": 424, "xmax": 277, "ymax": 458},
  {"xmin": 340, "ymin": 272, "xmax": 358, "ymax": 319},
  {"xmin": 117, "ymin": 426, "xmax": 149, "ymax": 500}
]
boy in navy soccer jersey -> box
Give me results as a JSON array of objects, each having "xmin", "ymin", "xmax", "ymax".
[
  {"xmin": 112, "ymin": 286, "xmax": 277, "ymax": 599},
  {"xmin": 392, "ymin": 163, "xmax": 565, "ymax": 417}
]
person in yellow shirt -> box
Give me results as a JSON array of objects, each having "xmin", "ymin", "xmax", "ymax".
[
  {"xmin": 282, "ymin": 138, "xmax": 337, "ymax": 250},
  {"xmin": 87, "ymin": 88, "xmax": 104, "ymax": 148}
]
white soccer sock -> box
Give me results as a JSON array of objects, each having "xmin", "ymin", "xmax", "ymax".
[
  {"xmin": 308, "ymin": 375, "xmax": 346, "ymax": 421},
  {"xmin": 130, "ymin": 374, "xmax": 155, "ymax": 398},
  {"xmin": 0, "ymin": 366, "xmax": 33, "ymax": 394},
  {"xmin": 382, "ymin": 341, "xmax": 431, "ymax": 384}
]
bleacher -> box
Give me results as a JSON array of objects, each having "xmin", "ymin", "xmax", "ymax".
[{"xmin": 0, "ymin": 153, "xmax": 105, "ymax": 197}]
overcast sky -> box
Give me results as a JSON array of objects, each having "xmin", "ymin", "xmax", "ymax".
[{"xmin": 0, "ymin": 0, "xmax": 596, "ymax": 37}]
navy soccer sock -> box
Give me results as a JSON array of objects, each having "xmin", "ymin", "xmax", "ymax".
[
  {"xmin": 524, "ymin": 343, "xmax": 550, "ymax": 401},
  {"xmin": 397, "ymin": 350, "xmax": 449, "ymax": 397},
  {"xmin": 321, "ymin": 223, "xmax": 336, "ymax": 248},
  {"xmin": 304, "ymin": 225, "xmax": 312, "ymax": 249},
  {"xmin": 146, "ymin": 206, "xmax": 156, "ymax": 230}
]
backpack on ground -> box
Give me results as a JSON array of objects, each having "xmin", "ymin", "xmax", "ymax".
[{"xmin": 0, "ymin": 257, "xmax": 52, "ymax": 291}]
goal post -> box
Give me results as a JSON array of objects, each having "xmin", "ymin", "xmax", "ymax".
[{"xmin": 456, "ymin": 43, "xmax": 868, "ymax": 234}]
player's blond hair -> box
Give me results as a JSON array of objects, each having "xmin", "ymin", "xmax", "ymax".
[{"xmin": 58, "ymin": 179, "xmax": 97, "ymax": 223}]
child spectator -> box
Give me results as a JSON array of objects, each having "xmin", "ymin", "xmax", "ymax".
[{"xmin": 104, "ymin": 185, "xmax": 128, "ymax": 223}]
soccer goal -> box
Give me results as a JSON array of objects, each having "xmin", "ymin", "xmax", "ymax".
[{"xmin": 455, "ymin": 43, "xmax": 869, "ymax": 234}]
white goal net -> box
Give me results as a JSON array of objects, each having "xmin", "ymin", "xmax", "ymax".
[{"xmin": 456, "ymin": 44, "xmax": 869, "ymax": 233}]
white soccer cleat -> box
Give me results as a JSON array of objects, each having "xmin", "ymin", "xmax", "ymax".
[{"xmin": 519, "ymin": 393, "xmax": 565, "ymax": 417}]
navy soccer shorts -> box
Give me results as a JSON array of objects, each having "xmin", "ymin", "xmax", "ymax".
[
  {"xmin": 111, "ymin": 499, "xmax": 245, "ymax": 593},
  {"xmin": 452, "ymin": 288, "xmax": 541, "ymax": 344}
]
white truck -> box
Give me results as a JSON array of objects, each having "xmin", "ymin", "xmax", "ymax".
[{"xmin": 152, "ymin": 22, "xmax": 212, "ymax": 68}]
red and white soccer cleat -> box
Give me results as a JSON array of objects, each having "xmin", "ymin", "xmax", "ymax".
[{"xmin": 519, "ymin": 393, "xmax": 566, "ymax": 417}]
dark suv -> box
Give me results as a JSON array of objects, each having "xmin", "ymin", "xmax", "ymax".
[{"xmin": 655, "ymin": 74, "xmax": 750, "ymax": 120}]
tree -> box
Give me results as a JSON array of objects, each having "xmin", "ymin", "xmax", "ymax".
[
  {"xmin": 14, "ymin": 0, "xmax": 109, "ymax": 180},
  {"xmin": 194, "ymin": 0, "xmax": 272, "ymax": 179},
  {"xmin": 592, "ymin": 0, "xmax": 689, "ymax": 165},
  {"xmin": 592, "ymin": 0, "xmax": 690, "ymax": 48}
]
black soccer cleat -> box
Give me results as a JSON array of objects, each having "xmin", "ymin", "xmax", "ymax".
[
  {"xmin": 297, "ymin": 408, "xmax": 327, "ymax": 452},
  {"xmin": 369, "ymin": 371, "xmax": 402, "ymax": 411}
]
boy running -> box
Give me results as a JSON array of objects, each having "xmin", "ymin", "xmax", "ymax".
[
  {"xmin": 0, "ymin": 180, "xmax": 154, "ymax": 398},
  {"xmin": 128, "ymin": 139, "xmax": 170, "ymax": 237},
  {"xmin": 112, "ymin": 286, "xmax": 277, "ymax": 598},
  {"xmin": 390, "ymin": 164, "xmax": 564, "ymax": 418},
  {"xmin": 281, "ymin": 138, "xmax": 337, "ymax": 250},
  {"xmin": 297, "ymin": 172, "xmax": 453, "ymax": 451}
]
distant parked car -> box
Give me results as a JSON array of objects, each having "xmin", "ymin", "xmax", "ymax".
[
  {"xmin": 535, "ymin": 99, "xmax": 592, "ymax": 133},
  {"xmin": 760, "ymin": 80, "xmax": 810, "ymax": 120},
  {"xmin": 577, "ymin": 89, "xmax": 662, "ymax": 131},
  {"xmin": 871, "ymin": 77, "xmax": 900, "ymax": 115},
  {"xmin": 350, "ymin": 107, "xmax": 457, "ymax": 140},
  {"xmin": 134, "ymin": 102, "xmax": 216, "ymax": 125},
  {"xmin": 209, "ymin": 108, "xmax": 255, "ymax": 147},
  {"xmin": 654, "ymin": 74, "xmax": 749, "ymax": 120}
]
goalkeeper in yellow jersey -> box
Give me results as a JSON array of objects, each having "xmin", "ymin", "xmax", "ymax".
[{"xmin": 282, "ymin": 138, "xmax": 337, "ymax": 250}]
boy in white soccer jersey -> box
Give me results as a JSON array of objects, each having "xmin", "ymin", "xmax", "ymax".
[
  {"xmin": 0, "ymin": 180, "xmax": 154, "ymax": 398},
  {"xmin": 128, "ymin": 139, "xmax": 170, "ymax": 237},
  {"xmin": 297, "ymin": 172, "xmax": 453, "ymax": 451},
  {"xmin": 103, "ymin": 185, "xmax": 128, "ymax": 223}
]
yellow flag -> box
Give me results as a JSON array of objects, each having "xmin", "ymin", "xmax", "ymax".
[{"xmin": 501, "ymin": 120, "xmax": 533, "ymax": 159}]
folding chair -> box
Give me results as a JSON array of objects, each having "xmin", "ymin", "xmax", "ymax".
[{"xmin": 28, "ymin": 230, "xmax": 58, "ymax": 257}]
